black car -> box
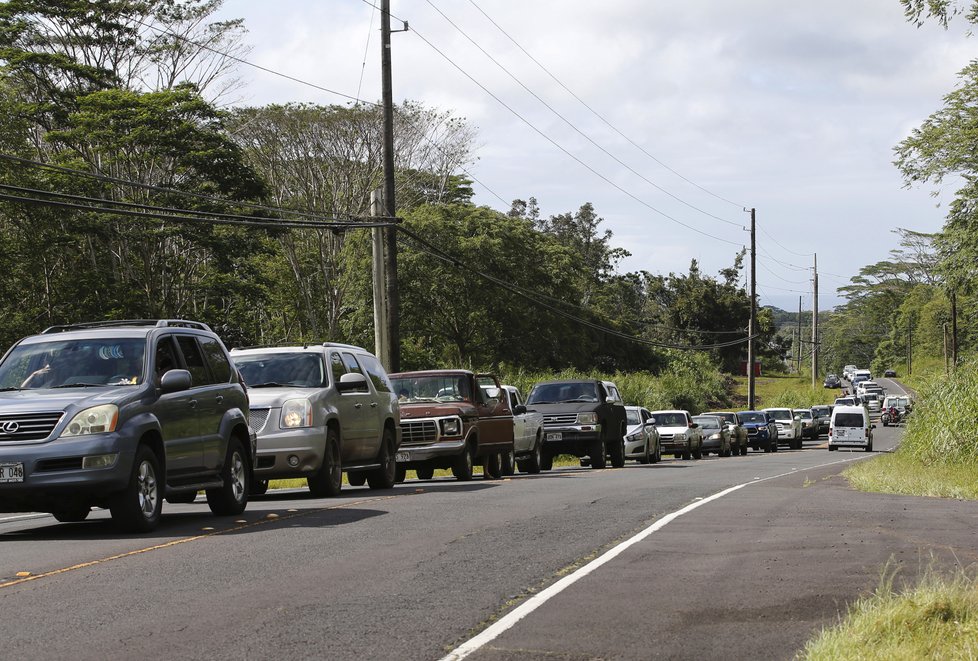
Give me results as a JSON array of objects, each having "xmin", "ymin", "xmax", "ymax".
[
  {"xmin": 526, "ymin": 379, "xmax": 627, "ymax": 469},
  {"xmin": 823, "ymin": 374, "xmax": 842, "ymax": 388},
  {"xmin": 0, "ymin": 320, "xmax": 254, "ymax": 532},
  {"xmin": 883, "ymin": 369, "xmax": 897, "ymax": 378}
]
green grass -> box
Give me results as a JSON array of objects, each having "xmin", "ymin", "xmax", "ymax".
[
  {"xmin": 800, "ymin": 567, "xmax": 978, "ymax": 660},
  {"xmin": 731, "ymin": 373, "xmax": 836, "ymax": 410},
  {"xmin": 844, "ymin": 452, "xmax": 978, "ymax": 501}
]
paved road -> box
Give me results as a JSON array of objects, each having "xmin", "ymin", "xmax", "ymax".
[{"xmin": 1, "ymin": 421, "xmax": 966, "ymax": 660}]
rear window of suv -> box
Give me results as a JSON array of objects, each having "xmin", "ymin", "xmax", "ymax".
[{"xmin": 834, "ymin": 413, "xmax": 865, "ymax": 428}]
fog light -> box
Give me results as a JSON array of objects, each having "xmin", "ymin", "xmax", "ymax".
[
  {"xmin": 82, "ymin": 453, "xmax": 119, "ymax": 469},
  {"xmin": 288, "ymin": 455, "xmax": 300, "ymax": 467}
]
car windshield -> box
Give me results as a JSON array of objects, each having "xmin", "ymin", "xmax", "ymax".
[
  {"xmin": 0, "ymin": 338, "xmax": 146, "ymax": 390},
  {"xmin": 626, "ymin": 409, "xmax": 642, "ymax": 425},
  {"xmin": 738, "ymin": 412, "xmax": 765, "ymax": 423},
  {"xmin": 767, "ymin": 410, "xmax": 792, "ymax": 421},
  {"xmin": 234, "ymin": 352, "xmax": 326, "ymax": 388},
  {"xmin": 527, "ymin": 382, "xmax": 599, "ymax": 404},
  {"xmin": 795, "ymin": 410, "xmax": 813, "ymax": 420},
  {"xmin": 812, "ymin": 406, "xmax": 830, "ymax": 416},
  {"xmin": 708, "ymin": 412, "xmax": 734, "ymax": 424},
  {"xmin": 392, "ymin": 375, "xmax": 472, "ymax": 403},
  {"xmin": 653, "ymin": 412, "xmax": 688, "ymax": 426},
  {"xmin": 835, "ymin": 398, "xmax": 855, "ymax": 406},
  {"xmin": 693, "ymin": 417, "xmax": 720, "ymax": 430}
]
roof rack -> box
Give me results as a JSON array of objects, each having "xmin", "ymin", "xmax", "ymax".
[
  {"xmin": 42, "ymin": 319, "xmax": 213, "ymax": 334},
  {"xmin": 322, "ymin": 342, "xmax": 367, "ymax": 351},
  {"xmin": 229, "ymin": 342, "xmax": 368, "ymax": 352}
]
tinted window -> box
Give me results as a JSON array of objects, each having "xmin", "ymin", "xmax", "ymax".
[
  {"xmin": 176, "ymin": 336, "xmax": 210, "ymax": 386},
  {"xmin": 155, "ymin": 337, "xmax": 179, "ymax": 381},
  {"xmin": 0, "ymin": 337, "xmax": 145, "ymax": 389},
  {"xmin": 738, "ymin": 412, "xmax": 765, "ymax": 423},
  {"xmin": 626, "ymin": 409, "xmax": 642, "ymax": 425},
  {"xmin": 340, "ymin": 352, "xmax": 368, "ymax": 393},
  {"xmin": 357, "ymin": 353, "xmax": 392, "ymax": 394},
  {"xmin": 767, "ymin": 410, "xmax": 792, "ymax": 421},
  {"xmin": 234, "ymin": 352, "xmax": 325, "ymax": 388},
  {"xmin": 199, "ymin": 336, "xmax": 232, "ymax": 383},
  {"xmin": 834, "ymin": 413, "xmax": 865, "ymax": 428},
  {"xmin": 527, "ymin": 382, "xmax": 599, "ymax": 404},
  {"xmin": 330, "ymin": 352, "xmax": 346, "ymax": 381},
  {"xmin": 693, "ymin": 417, "xmax": 720, "ymax": 430},
  {"xmin": 654, "ymin": 413, "xmax": 688, "ymax": 426}
]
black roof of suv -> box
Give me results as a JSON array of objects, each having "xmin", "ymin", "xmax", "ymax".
[{"xmin": 0, "ymin": 319, "xmax": 254, "ymax": 531}]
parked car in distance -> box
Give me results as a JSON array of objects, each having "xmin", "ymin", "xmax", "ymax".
[
  {"xmin": 842, "ymin": 365, "xmax": 858, "ymax": 381},
  {"xmin": 834, "ymin": 396, "xmax": 857, "ymax": 407},
  {"xmin": 704, "ymin": 411, "xmax": 748, "ymax": 455},
  {"xmin": 390, "ymin": 370, "xmax": 515, "ymax": 481},
  {"xmin": 738, "ymin": 410, "xmax": 778, "ymax": 452},
  {"xmin": 763, "ymin": 407, "xmax": 803, "ymax": 449},
  {"xmin": 828, "ymin": 405, "xmax": 874, "ymax": 452},
  {"xmin": 861, "ymin": 392, "xmax": 882, "ymax": 415},
  {"xmin": 651, "ymin": 410, "xmax": 702, "ymax": 460},
  {"xmin": 883, "ymin": 369, "xmax": 897, "ymax": 378},
  {"xmin": 0, "ymin": 319, "xmax": 254, "ymax": 532},
  {"xmin": 498, "ymin": 385, "xmax": 544, "ymax": 474},
  {"xmin": 624, "ymin": 406, "xmax": 660, "ymax": 464},
  {"xmin": 526, "ymin": 379, "xmax": 627, "ymax": 470},
  {"xmin": 823, "ymin": 374, "xmax": 841, "ymax": 388},
  {"xmin": 811, "ymin": 405, "xmax": 832, "ymax": 436},
  {"xmin": 691, "ymin": 415, "xmax": 731, "ymax": 457},
  {"xmin": 794, "ymin": 408, "xmax": 818, "ymax": 439},
  {"xmin": 231, "ymin": 343, "xmax": 400, "ymax": 496}
]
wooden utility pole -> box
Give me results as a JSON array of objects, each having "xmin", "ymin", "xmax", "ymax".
[
  {"xmin": 796, "ymin": 295, "xmax": 802, "ymax": 373},
  {"xmin": 907, "ymin": 326, "xmax": 912, "ymax": 376},
  {"xmin": 380, "ymin": 0, "xmax": 400, "ymax": 372},
  {"xmin": 747, "ymin": 208, "xmax": 756, "ymax": 410},
  {"xmin": 950, "ymin": 288, "xmax": 958, "ymax": 369},
  {"xmin": 943, "ymin": 322, "xmax": 949, "ymax": 375},
  {"xmin": 370, "ymin": 190, "xmax": 390, "ymax": 368},
  {"xmin": 811, "ymin": 253, "xmax": 818, "ymax": 387}
]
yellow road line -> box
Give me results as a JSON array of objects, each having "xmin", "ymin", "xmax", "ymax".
[{"xmin": 0, "ymin": 494, "xmax": 400, "ymax": 591}]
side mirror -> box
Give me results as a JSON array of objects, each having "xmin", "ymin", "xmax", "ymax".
[
  {"xmin": 483, "ymin": 387, "xmax": 501, "ymax": 399},
  {"xmin": 336, "ymin": 372, "xmax": 368, "ymax": 392},
  {"xmin": 648, "ymin": 417, "xmax": 656, "ymax": 425},
  {"xmin": 160, "ymin": 368, "xmax": 192, "ymax": 393},
  {"xmin": 513, "ymin": 404, "xmax": 527, "ymax": 415}
]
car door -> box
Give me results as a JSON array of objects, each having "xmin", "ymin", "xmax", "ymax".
[
  {"xmin": 174, "ymin": 334, "xmax": 222, "ymax": 474},
  {"xmin": 474, "ymin": 374, "xmax": 513, "ymax": 451},
  {"xmin": 196, "ymin": 334, "xmax": 242, "ymax": 471},
  {"xmin": 351, "ymin": 352, "xmax": 390, "ymax": 459},
  {"xmin": 336, "ymin": 351, "xmax": 375, "ymax": 460},
  {"xmin": 152, "ymin": 335, "xmax": 201, "ymax": 478},
  {"xmin": 508, "ymin": 387, "xmax": 528, "ymax": 453}
]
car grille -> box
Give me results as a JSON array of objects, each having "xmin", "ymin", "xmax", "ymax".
[
  {"xmin": 658, "ymin": 433, "xmax": 674, "ymax": 441},
  {"xmin": 747, "ymin": 428, "xmax": 758, "ymax": 435},
  {"xmin": 542, "ymin": 414, "xmax": 577, "ymax": 427},
  {"xmin": 36, "ymin": 457, "xmax": 84, "ymax": 472},
  {"xmin": 0, "ymin": 411, "xmax": 64, "ymax": 443},
  {"xmin": 400, "ymin": 420, "xmax": 438, "ymax": 446},
  {"xmin": 249, "ymin": 409, "xmax": 270, "ymax": 433}
]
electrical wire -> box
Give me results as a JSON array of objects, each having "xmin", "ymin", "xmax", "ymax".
[
  {"xmin": 356, "ymin": 1, "xmax": 377, "ymax": 102},
  {"xmin": 756, "ymin": 258, "xmax": 811, "ymax": 285},
  {"xmin": 758, "ymin": 224, "xmax": 814, "ymax": 257}
]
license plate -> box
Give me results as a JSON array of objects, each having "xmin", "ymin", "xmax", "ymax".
[
  {"xmin": 546, "ymin": 432, "xmax": 562, "ymax": 442},
  {"xmin": 0, "ymin": 463, "xmax": 24, "ymax": 483},
  {"xmin": 836, "ymin": 430, "xmax": 847, "ymax": 438},
  {"xmin": 395, "ymin": 451, "xmax": 410, "ymax": 463}
]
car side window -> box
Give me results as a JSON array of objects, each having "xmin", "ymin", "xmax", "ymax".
[
  {"xmin": 329, "ymin": 352, "xmax": 346, "ymax": 383},
  {"xmin": 154, "ymin": 336, "xmax": 179, "ymax": 382},
  {"xmin": 198, "ymin": 336, "xmax": 232, "ymax": 383},
  {"xmin": 509, "ymin": 389, "xmax": 520, "ymax": 409},
  {"xmin": 176, "ymin": 336, "xmax": 211, "ymax": 386},
  {"xmin": 340, "ymin": 352, "xmax": 368, "ymax": 393},
  {"xmin": 356, "ymin": 353, "xmax": 392, "ymax": 394}
]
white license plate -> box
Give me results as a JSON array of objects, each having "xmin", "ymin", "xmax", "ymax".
[
  {"xmin": 546, "ymin": 432, "xmax": 562, "ymax": 442},
  {"xmin": 836, "ymin": 430, "xmax": 847, "ymax": 438},
  {"xmin": 0, "ymin": 463, "xmax": 24, "ymax": 483},
  {"xmin": 395, "ymin": 451, "xmax": 410, "ymax": 463}
]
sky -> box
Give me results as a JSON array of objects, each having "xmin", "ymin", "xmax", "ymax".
[{"xmin": 213, "ymin": 0, "xmax": 975, "ymax": 311}]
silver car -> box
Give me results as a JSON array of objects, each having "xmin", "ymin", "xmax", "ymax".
[
  {"xmin": 231, "ymin": 343, "xmax": 400, "ymax": 496},
  {"xmin": 624, "ymin": 406, "xmax": 660, "ymax": 463},
  {"xmin": 692, "ymin": 415, "xmax": 732, "ymax": 457}
]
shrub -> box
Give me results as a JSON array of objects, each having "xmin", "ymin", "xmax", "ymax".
[{"xmin": 899, "ymin": 359, "xmax": 978, "ymax": 467}]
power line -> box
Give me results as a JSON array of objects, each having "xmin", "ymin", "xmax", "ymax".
[
  {"xmin": 424, "ymin": 0, "xmax": 742, "ymax": 228},
  {"xmin": 463, "ymin": 0, "xmax": 747, "ymax": 210},
  {"xmin": 756, "ymin": 258, "xmax": 810, "ymax": 285},
  {"xmin": 758, "ymin": 224, "xmax": 814, "ymax": 257}
]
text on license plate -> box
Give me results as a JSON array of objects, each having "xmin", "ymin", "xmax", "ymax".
[
  {"xmin": 395, "ymin": 452, "xmax": 410, "ymax": 463},
  {"xmin": 546, "ymin": 432, "xmax": 562, "ymax": 442},
  {"xmin": 0, "ymin": 463, "xmax": 24, "ymax": 483}
]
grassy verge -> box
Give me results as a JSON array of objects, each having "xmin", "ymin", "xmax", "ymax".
[
  {"xmin": 731, "ymin": 373, "xmax": 837, "ymax": 410},
  {"xmin": 844, "ymin": 452, "xmax": 978, "ymax": 501},
  {"xmin": 800, "ymin": 568, "xmax": 978, "ymax": 660}
]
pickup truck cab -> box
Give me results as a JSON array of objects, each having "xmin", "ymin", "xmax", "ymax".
[
  {"xmin": 737, "ymin": 410, "xmax": 779, "ymax": 452},
  {"xmin": 498, "ymin": 385, "xmax": 544, "ymax": 474}
]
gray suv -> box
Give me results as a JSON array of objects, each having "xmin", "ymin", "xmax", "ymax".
[
  {"xmin": 0, "ymin": 320, "xmax": 254, "ymax": 532},
  {"xmin": 231, "ymin": 343, "xmax": 400, "ymax": 495}
]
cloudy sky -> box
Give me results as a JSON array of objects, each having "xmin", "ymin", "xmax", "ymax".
[{"xmin": 214, "ymin": 0, "xmax": 974, "ymax": 311}]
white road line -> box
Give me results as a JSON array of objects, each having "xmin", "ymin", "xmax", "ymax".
[{"xmin": 441, "ymin": 454, "xmax": 868, "ymax": 661}]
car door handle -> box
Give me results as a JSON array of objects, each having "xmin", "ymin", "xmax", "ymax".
[
  {"xmin": 354, "ymin": 403, "xmax": 363, "ymax": 409},
  {"xmin": 189, "ymin": 399, "xmax": 198, "ymax": 409},
  {"xmin": 215, "ymin": 395, "xmax": 224, "ymax": 404},
  {"xmin": 370, "ymin": 402, "xmax": 378, "ymax": 408}
]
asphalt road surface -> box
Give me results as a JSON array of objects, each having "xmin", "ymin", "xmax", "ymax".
[{"xmin": 1, "ymin": 409, "xmax": 971, "ymax": 660}]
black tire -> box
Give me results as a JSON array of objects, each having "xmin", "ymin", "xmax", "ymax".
[
  {"xmin": 675, "ymin": 453, "xmax": 683, "ymax": 459},
  {"xmin": 692, "ymin": 442, "xmax": 702, "ymax": 460},
  {"xmin": 52, "ymin": 506, "xmax": 90, "ymax": 523},
  {"xmin": 348, "ymin": 472, "xmax": 367, "ymax": 486},
  {"xmin": 395, "ymin": 466, "xmax": 406, "ymax": 483},
  {"xmin": 865, "ymin": 441, "xmax": 873, "ymax": 452},
  {"xmin": 452, "ymin": 443, "xmax": 475, "ymax": 481},
  {"xmin": 110, "ymin": 445, "xmax": 163, "ymax": 532},
  {"xmin": 248, "ymin": 480, "xmax": 269, "ymax": 496},
  {"xmin": 590, "ymin": 438, "xmax": 607, "ymax": 469},
  {"xmin": 739, "ymin": 442, "xmax": 748, "ymax": 456},
  {"xmin": 500, "ymin": 450, "xmax": 516, "ymax": 476},
  {"xmin": 166, "ymin": 490, "xmax": 199, "ymax": 504},
  {"xmin": 206, "ymin": 437, "xmax": 249, "ymax": 517},
  {"xmin": 610, "ymin": 432, "xmax": 625, "ymax": 469},
  {"xmin": 367, "ymin": 428, "xmax": 397, "ymax": 489},
  {"xmin": 539, "ymin": 449, "xmax": 553, "ymax": 471},
  {"xmin": 416, "ymin": 466, "xmax": 434, "ymax": 480},
  {"xmin": 483, "ymin": 452, "xmax": 503, "ymax": 479},
  {"xmin": 651, "ymin": 439, "xmax": 661, "ymax": 463},
  {"xmin": 721, "ymin": 441, "xmax": 731, "ymax": 458},
  {"xmin": 828, "ymin": 445, "xmax": 837, "ymax": 451},
  {"xmin": 639, "ymin": 438, "xmax": 651, "ymax": 464},
  {"xmin": 308, "ymin": 429, "xmax": 342, "ymax": 497}
]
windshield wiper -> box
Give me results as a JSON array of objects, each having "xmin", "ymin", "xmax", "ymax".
[
  {"xmin": 528, "ymin": 400, "xmax": 552, "ymax": 405},
  {"xmin": 0, "ymin": 387, "xmax": 21, "ymax": 392},
  {"xmin": 248, "ymin": 382, "xmax": 298, "ymax": 388},
  {"xmin": 51, "ymin": 382, "xmax": 106, "ymax": 388},
  {"xmin": 562, "ymin": 398, "xmax": 595, "ymax": 403}
]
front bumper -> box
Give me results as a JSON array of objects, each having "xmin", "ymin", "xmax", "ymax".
[
  {"xmin": 253, "ymin": 426, "xmax": 328, "ymax": 479},
  {"xmin": 540, "ymin": 425, "xmax": 602, "ymax": 454},
  {"xmin": 658, "ymin": 434, "xmax": 689, "ymax": 453},
  {"xmin": 624, "ymin": 436, "xmax": 650, "ymax": 458}
]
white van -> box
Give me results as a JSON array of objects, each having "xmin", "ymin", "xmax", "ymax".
[{"xmin": 828, "ymin": 405, "xmax": 873, "ymax": 452}]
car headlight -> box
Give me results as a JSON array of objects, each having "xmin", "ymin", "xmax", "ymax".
[
  {"xmin": 280, "ymin": 399, "xmax": 312, "ymax": 428},
  {"xmin": 675, "ymin": 432, "xmax": 686, "ymax": 440},
  {"xmin": 625, "ymin": 432, "xmax": 642, "ymax": 442},
  {"xmin": 709, "ymin": 433, "xmax": 722, "ymax": 440},
  {"xmin": 439, "ymin": 416, "xmax": 462, "ymax": 436},
  {"xmin": 577, "ymin": 412, "xmax": 597, "ymax": 425},
  {"xmin": 60, "ymin": 404, "xmax": 119, "ymax": 437}
]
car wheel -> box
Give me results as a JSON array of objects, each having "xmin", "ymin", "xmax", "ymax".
[
  {"xmin": 166, "ymin": 490, "xmax": 199, "ymax": 504},
  {"xmin": 501, "ymin": 450, "xmax": 516, "ymax": 476},
  {"xmin": 639, "ymin": 439, "xmax": 651, "ymax": 464},
  {"xmin": 539, "ymin": 448, "xmax": 553, "ymax": 471},
  {"xmin": 590, "ymin": 438, "xmax": 607, "ymax": 469},
  {"xmin": 739, "ymin": 442, "xmax": 748, "ymax": 456},
  {"xmin": 452, "ymin": 443, "xmax": 475, "ymax": 481},
  {"xmin": 523, "ymin": 434, "xmax": 543, "ymax": 473},
  {"xmin": 52, "ymin": 506, "xmax": 90, "ymax": 523},
  {"xmin": 416, "ymin": 466, "xmax": 434, "ymax": 480},
  {"xmin": 367, "ymin": 429, "xmax": 397, "ymax": 489},
  {"xmin": 610, "ymin": 429, "xmax": 625, "ymax": 468},
  {"xmin": 692, "ymin": 442, "xmax": 702, "ymax": 460},
  {"xmin": 248, "ymin": 480, "xmax": 268, "ymax": 496},
  {"xmin": 395, "ymin": 466, "xmax": 406, "ymax": 483},
  {"xmin": 206, "ymin": 437, "xmax": 250, "ymax": 516},
  {"xmin": 675, "ymin": 453, "xmax": 682, "ymax": 459},
  {"xmin": 308, "ymin": 429, "xmax": 342, "ymax": 497},
  {"xmin": 483, "ymin": 452, "xmax": 503, "ymax": 479},
  {"xmin": 652, "ymin": 439, "xmax": 661, "ymax": 463},
  {"xmin": 348, "ymin": 472, "xmax": 367, "ymax": 486},
  {"xmin": 865, "ymin": 441, "xmax": 873, "ymax": 452},
  {"xmin": 110, "ymin": 445, "xmax": 163, "ymax": 532},
  {"xmin": 828, "ymin": 445, "xmax": 837, "ymax": 451}
]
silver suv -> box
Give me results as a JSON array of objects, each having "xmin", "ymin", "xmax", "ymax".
[
  {"xmin": 0, "ymin": 320, "xmax": 254, "ymax": 532},
  {"xmin": 230, "ymin": 343, "xmax": 400, "ymax": 496}
]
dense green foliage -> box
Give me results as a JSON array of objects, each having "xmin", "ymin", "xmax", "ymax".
[{"xmin": 898, "ymin": 359, "xmax": 978, "ymax": 466}]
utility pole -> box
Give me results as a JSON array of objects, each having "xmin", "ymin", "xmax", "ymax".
[
  {"xmin": 950, "ymin": 288, "xmax": 958, "ymax": 369},
  {"xmin": 370, "ymin": 189, "xmax": 390, "ymax": 368},
  {"xmin": 811, "ymin": 253, "xmax": 818, "ymax": 388},
  {"xmin": 796, "ymin": 295, "xmax": 802, "ymax": 373},
  {"xmin": 747, "ymin": 208, "xmax": 756, "ymax": 410},
  {"xmin": 907, "ymin": 326, "xmax": 912, "ymax": 376},
  {"xmin": 943, "ymin": 322, "xmax": 949, "ymax": 375},
  {"xmin": 380, "ymin": 0, "xmax": 400, "ymax": 372}
]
